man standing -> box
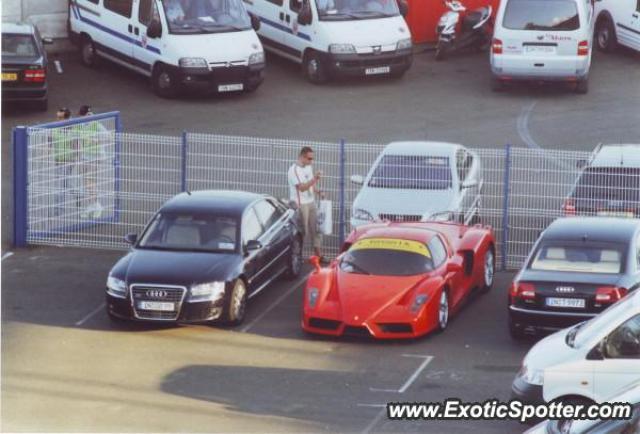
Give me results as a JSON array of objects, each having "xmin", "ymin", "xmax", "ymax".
[
  {"xmin": 288, "ymin": 146, "xmax": 323, "ymax": 259},
  {"xmin": 77, "ymin": 105, "xmax": 105, "ymax": 219},
  {"xmin": 51, "ymin": 107, "xmax": 76, "ymax": 216}
]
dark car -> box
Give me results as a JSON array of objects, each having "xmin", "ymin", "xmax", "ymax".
[
  {"xmin": 508, "ymin": 217, "xmax": 640, "ymax": 339},
  {"xmin": 2, "ymin": 22, "xmax": 52, "ymax": 111},
  {"xmin": 106, "ymin": 190, "xmax": 302, "ymax": 325}
]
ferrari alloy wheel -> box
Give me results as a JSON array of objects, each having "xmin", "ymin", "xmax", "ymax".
[
  {"xmin": 438, "ymin": 290, "xmax": 449, "ymax": 331},
  {"xmin": 481, "ymin": 248, "xmax": 495, "ymax": 294},
  {"xmin": 225, "ymin": 279, "xmax": 247, "ymax": 325}
]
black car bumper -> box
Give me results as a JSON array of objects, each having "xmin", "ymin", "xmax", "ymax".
[
  {"xmin": 327, "ymin": 50, "xmax": 412, "ymax": 78},
  {"xmin": 174, "ymin": 63, "xmax": 265, "ymax": 93},
  {"xmin": 106, "ymin": 292, "xmax": 225, "ymax": 323},
  {"xmin": 3, "ymin": 85, "xmax": 47, "ymax": 102},
  {"xmin": 511, "ymin": 375, "xmax": 545, "ymax": 405},
  {"xmin": 509, "ymin": 305, "xmax": 596, "ymax": 331}
]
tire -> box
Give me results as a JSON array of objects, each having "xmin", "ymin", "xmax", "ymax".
[
  {"xmin": 303, "ymin": 51, "xmax": 328, "ymax": 84},
  {"xmin": 508, "ymin": 315, "xmax": 526, "ymax": 340},
  {"xmin": 435, "ymin": 41, "xmax": 449, "ymax": 61},
  {"xmin": 596, "ymin": 17, "xmax": 617, "ymax": 53},
  {"xmin": 575, "ymin": 77, "xmax": 589, "ymax": 94},
  {"xmin": 80, "ymin": 35, "xmax": 98, "ymax": 67},
  {"xmin": 286, "ymin": 236, "xmax": 303, "ymax": 279},
  {"xmin": 480, "ymin": 246, "xmax": 495, "ymax": 294},
  {"xmin": 437, "ymin": 289, "xmax": 450, "ymax": 332},
  {"xmin": 491, "ymin": 75, "xmax": 505, "ymax": 92},
  {"xmin": 152, "ymin": 64, "xmax": 179, "ymax": 98},
  {"xmin": 224, "ymin": 279, "xmax": 247, "ymax": 325}
]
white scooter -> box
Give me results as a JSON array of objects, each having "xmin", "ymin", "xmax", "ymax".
[{"xmin": 435, "ymin": 0, "xmax": 493, "ymax": 61}]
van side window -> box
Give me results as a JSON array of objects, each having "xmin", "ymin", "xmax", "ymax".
[
  {"xmin": 266, "ymin": 0, "xmax": 284, "ymax": 7},
  {"xmin": 139, "ymin": 0, "xmax": 153, "ymax": 25},
  {"xmin": 104, "ymin": 0, "xmax": 133, "ymax": 18},
  {"xmin": 85, "ymin": 0, "xmax": 99, "ymax": 4},
  {"xmin": 637, "ymin": 0, "xmax": 640, "ymax": 12},
  {"xmin": 290, "ymin": 0, "xmax": 303, "ymax": 12}
]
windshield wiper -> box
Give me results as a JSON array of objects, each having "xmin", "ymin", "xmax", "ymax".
[
  {"xmin": 342, "ymin": 259, "xmax": 372, "ymax": 275},
  {"xmin": 200, "ymin": 24, "xmax": 247, "ymax": 32}
]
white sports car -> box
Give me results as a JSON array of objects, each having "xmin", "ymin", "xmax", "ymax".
[{"xmin": 350, "ymin": 141, "xmax": 483, "ymax": 228}]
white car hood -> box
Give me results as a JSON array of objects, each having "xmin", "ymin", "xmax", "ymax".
[
  {"xmin": 523, "ymin": 328, "xmax": 577, "ymax": 370},
  {"xmin": 165, "ymin": 30, "xmax": 261, "ymax": 63},
  {"xmin": 321, "ymin": 17, "xmax": 408, "ymax": 48},
  {"xmin": 353, "ymin": 186, "xmax": 456, "ymax": 219}
]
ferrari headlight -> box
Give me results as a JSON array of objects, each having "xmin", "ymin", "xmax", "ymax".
[
  {"xmin": 249, "ymin": 51, "xmax": 265, "ymax": 65},
  {"xmin": 308, "ymin": 287, "xmax": 320, "ymax": 308},
  {"xmin": 518, "ymin": 364, "xmax": 544, "ymax": 386},
  {"xmin": 106, "ymin": 275, "xmax": 127, "ymax": 298},
  {"xmin": 179, "ymin": 57, "xmax": 208, "ymax": 68},
  {"xmin": 397, "ymin": 38, "xmax": 412, "ymax": 50},
  {"xmin": 329, "ymin": 43, "xmax": 356, "ymax": 54},
  {"xmin": 411, "ymin": 294, "xmax": 428, "ymax": 313},
  {"xmin": 353, "ymin": 208, "xmax": 374, "ymax": 221},
  {"xmin": 189, "ymin": 281, "xmax": 226, "ymax": 303}
]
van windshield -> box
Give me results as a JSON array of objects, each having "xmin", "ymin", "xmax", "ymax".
[
  {"xmin": 503, "ymin": 0, "xmax": 580, "ymax": 31},
  {"xmin": 316, "ymin": 0, "xmax": 400, "ymax": 21},
  {"xmin": 162, "ymin": 0, "xmax": 251, "ymax": 34}
]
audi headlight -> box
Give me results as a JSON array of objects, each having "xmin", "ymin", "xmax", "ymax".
[
  {"xmin": 519, "ymin": 364, "xmax": 544, "ymax": 386},
  {"xmin": 106, "ymin": 275, "xmax": 127, "ymax": 299},
  {"xmin": 249, "ymin": 51, "xmax": 265, "ymax": 65},
  {"xmin": 308, "ymin": 287, "xmax": 320, "ymax": 308},
  {"xmin": 179, "ymin": 57, "xmax": 208, "ymax": 68},
  {"xmin": 329, "ymin": 44, "xmax": 356, "ymax": 54},
  {"xmin": 397, "ymin": 38, "xmax": 412, "ymax": 50},
  {"xmin": 189, "ymin": 281, "xmax": 226, "ymax": 303},
  {"xmin": 353, "ymin": 208, "xmax": 374, "ymax": 221},
  {"xmin": 410, "ymin": 294, "xmax": 428, "ymax": 313}
]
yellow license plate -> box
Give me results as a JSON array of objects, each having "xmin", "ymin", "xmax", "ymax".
[{"xmin": 2, "ymin": 73, "xmax": 18, "ymax": 81}]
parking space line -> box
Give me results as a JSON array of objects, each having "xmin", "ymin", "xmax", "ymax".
[
  {"xmin": 361, "ymin": 407, "xmax": 388, "ymax": 434},
  {"xmin": 75, "ymin": 302, "xmax": 105, "ymax": 326},
  {"xmin": 369, "ymin": 388, "xmax": 400, "ymax": 393},
  {"xmin": 239, "ymin": 272, "xmax": 310, "ymax": 333},
  {"xmin": 357, "ymin": 404, "xmax": 386, "ymax": 408},
  {"xmin": 398, "ymin": 354, "xmax": 434, "ymax": 393},
  {"xmin": 517, "ymin": 100, "xmax": 541, "ymax": 149},
  {"xmin": 1, "ymin": 252, "xmax": 14, "ymax": 261}
]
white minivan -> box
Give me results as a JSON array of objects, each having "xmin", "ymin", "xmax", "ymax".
[
  {"xmin": 244, "ymin": 0, "xmax": 413, "ymax": 83},
  {"xmin": 594, "ymin": 0, "xmax": 640, "ymax": 53},
  {"xmin": 69, "ymin": 0, "xmax": 266, "ymax": 97},
  {"xmin": 490, "ymin": 0, "xmax": 594, "ymax": 93},
  {"xmin": 512, "ymin": 289, "xmax": 640, "ymax": 407}
]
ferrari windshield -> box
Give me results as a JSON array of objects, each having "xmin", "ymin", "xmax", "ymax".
[
  {"xmin": 316, "ymin": 0, "xmax": 400, "ymax": 20},
  {"xmin": 162, "ymin": 0, "xmax": 251, "ymax": 33},
  {"xmin": 529, "ymin": 243, "xmax": 625, "ymax": 274},
  {"xmin": 340, "ymin": 238, "xmax": 434, "ymax": 276},
  {"xmin": 368, "ymin": 155, "xmax": 453, "ymax": 190},
  {"xmin": 139, "ymin": 212, "xmax": 239, "ymax": 252}
]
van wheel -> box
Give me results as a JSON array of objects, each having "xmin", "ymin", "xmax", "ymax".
[
  {"xmin": 596, "ymin": 17, "xmax": 617, "ymax": 53},
  {"xmin": 303, "ymin": 51, "xmax": 328, "ymax": 84},
  {"xmin": 152, "ymin": 65, "xmax": 179, "ymax": 98},
  {"xmin": 575, "ymin": 77, "xmax": 589, "ymax": 94},
  {"xmin": 80, "ymin": 36, "xmax": 98, "ymax": 67}
]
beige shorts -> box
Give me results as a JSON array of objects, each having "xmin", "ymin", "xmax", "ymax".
[{"xmin": 298, "ymin": 202, "xmax": 322, "ymax": 250}]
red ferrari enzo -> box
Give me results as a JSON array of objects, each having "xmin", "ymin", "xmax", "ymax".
[{"xmin": 302, "ymin": 221, "xmax": 495, "ymax": 339}]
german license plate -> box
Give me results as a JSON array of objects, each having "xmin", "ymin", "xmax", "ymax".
[
  {"xmin": 1, "ymin": 73, "xmax": 17, "ymax": 81},
  {"xmin": 597, "ymin": 211, "xmax": 634, "ymax": 218},
  {"xmin": 546, "ymin": 297, "xmax": 585, "ymax": 309},
  {"xmin": 365, "ymin": 66, "xmax": 390, "ymax": 75},
  {"xmin": 218, "ymin": 83, "xmax": 243, "ymax": 92},
  {"xmin": 524, "ymin": 46, "xmax": 556, "ymax": 55},
  {"xmin": 138, "ymin": 301, "xmax": 175, "ymax": 311}
]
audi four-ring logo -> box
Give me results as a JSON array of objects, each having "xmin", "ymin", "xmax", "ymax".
[
  {"xmin": 146, "ymin": 289, "xmax": 168, "ymax": 298},
  {"xmin": 555, "ymin": 286, "xmax": 575, "ymax": 293}
]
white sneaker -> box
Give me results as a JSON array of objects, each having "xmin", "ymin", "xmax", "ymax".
[
  {"xmin": 81, "ymin": 201, "xmax": 103, "ymax": 219},
  {"xmin": 92, "ymin": 201, "xmax": 103, "ymax": 219}
]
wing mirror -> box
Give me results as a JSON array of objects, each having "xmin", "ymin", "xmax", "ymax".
[
  {"xmin": 147, "ymin": 20, "xmax": 162, "ymax": 38},
  {"xmin": 245, "ymin": 240, "xmax": 263, "ymax": 252},
  {"xmin": 576, "ymin": 159, "xmax": 588, "ymax": 169},
  {"xmin": 42, "ymin": 37, "xmax": 54, "ymax": 45},
  {"xmin": 297, "ymin": 2, "xmax": 312, "ymax": 25},
  {"xmin": 250, "ymin": 13, "xmax": 261, "ymax": 31},
  {"xmin": 309, "ymin": 255, "xmax": 321, "ymax": 272},
  {"xmin": 124, "ymin": 233, "xmax": 138, "ymax": 245},
  {"xmin": 397, "ymin": 0, "xmax": 408, "ymax": 17},
  {"xmin": 446, "ymin": 262, "xmax": 463, "ymax": 273},
  {"xmin": 461, "ymin": 180, "xmax": 478, "ymax": 189},
  {"xmin": 350, "ymin": 175, "xmax": 364, "ymax": 185}
]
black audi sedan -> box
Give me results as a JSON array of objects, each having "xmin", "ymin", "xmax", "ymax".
[
  {"xmin": 106, "ymin": 191, "xmax": 302, "ymax": 325},
  {"xmin": 508, "ymin": 217, "xmax": 640, "ymax": 339},
  {"xmin": 2, "ymin": 22, "xmax": 52, "ymax": 111}
]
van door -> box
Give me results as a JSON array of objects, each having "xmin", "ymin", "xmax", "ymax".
[
  {"xmin": 133, "ymin": 0, "xmax": 162, "ymax": 75},
  {"xmin": 282, "ymin": 0, "xmax": 313, "ymax": 60},
  {"xmin": 249, "ymin": 0, "xmax": 288, "ymax": 56},
  {"xmin": 626, "ymin": 0, "xmax": 640, "ymax": 50},
  {"xmin": 100, "ymin": 0, "xmax": 136, "ymax": 65}
]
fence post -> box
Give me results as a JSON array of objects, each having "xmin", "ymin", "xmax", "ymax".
[
  {"xmin": 338, "ymin": 139, "xmax": 346, "ymax": 246},
  {"xmin": 13, "ymin": 126, "xmax": 28, "ymax": 247},
  {"xmin": 113, "ymin": 114, "xmax": 123, "ymax": 222},
  {"xmin": 501, "ymin": 144, "xmax": 512, "ymax": 271},
  {"xmin": 181, "ymin": 131, "xmax": 188, "ymax": 192}
]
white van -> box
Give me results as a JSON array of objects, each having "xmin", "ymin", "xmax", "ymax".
[
  {"xmin": 490, "ymin": 0, "xmax": 594, "ymax": 94},
  {"xmin": 594, "ymin": 0, "xmax": 640, "ymax": 53},
  {"xmin": 69, "ymin": 0, "xmax": 265, "ymax": 97},
  {"xmin": 244, "ymin": 0, "xmax": 413, "ymax": 83},
  {"xmin": 512, "ymin": 290, "xmax": 640, "ymax": 407}
]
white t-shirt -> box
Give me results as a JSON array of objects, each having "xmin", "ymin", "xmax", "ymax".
[{"xmin": 288, "ymin": 163, "xmax": 315, "ymax": 205}]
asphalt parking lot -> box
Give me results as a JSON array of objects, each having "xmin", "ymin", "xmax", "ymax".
[{"xmin": 1, "ymin": 43, "xmax": 639, "ymax": 432}]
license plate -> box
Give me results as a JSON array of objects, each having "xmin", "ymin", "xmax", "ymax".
[
  {"xmin": 138, "ymin": 301, "xmax": 175, "ymax": 311},
  {"xmin": 365, "ymin": 66, "xmax": 390, "ymax": 75},
  {"xmin": 546, "ymin": 297, "xmax": 585, "ymax": 309},
  {"xmin": 1, "ymin": 73, "xmax": 17, "ymax": 81},
  {"xmin": 524, "ymin": 46, "xmax": 556, "ymax": 55},
  {"xmin": 218, "ymin": 83, "xmax": 243, "ymax": 92},
  {"xmin": 597, "ymin": 211, "xmax": 634, "ymax": 218}
]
